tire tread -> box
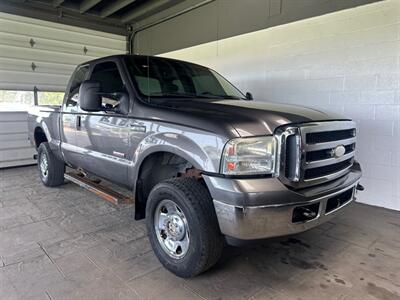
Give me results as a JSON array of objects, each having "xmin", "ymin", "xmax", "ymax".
[{"xmin": 38, "ymin": 142, "xmax": 65, "ymax": 187}]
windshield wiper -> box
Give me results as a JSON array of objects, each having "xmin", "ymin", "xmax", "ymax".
[
  {"xmin": 148, "ymin": 93, "xmax": 221, "ymax": 99},
  {"xmin": 199, "ymin": 92, "xmax": 243, "ymax": 100},
  {"xmin": 220, "ymin": 95, "xmax": 243, "ymax": 100},
  {"xmin": 147, "ymin": 92, "xmax": 243, "ymax": 100},
  {"xmin": 148, "ymin": 93, "xmax": 198, "ymax": 98}
]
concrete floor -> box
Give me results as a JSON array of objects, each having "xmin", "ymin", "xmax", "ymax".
[{"xmin": 0, "ymin": 166, "xmax": 399, "ymax": 300}]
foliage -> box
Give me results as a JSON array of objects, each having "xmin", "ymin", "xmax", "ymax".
[
  {"xmin": 0, "ymin": 90, "xmax": 34, "ymax": 104},
  {"xmin": 38, "ymin": 92, "xmax": 65, "ymax": 105}
]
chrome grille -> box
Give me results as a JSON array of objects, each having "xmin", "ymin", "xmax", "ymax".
[{"xmin": 277, "ymin": 121, "xmax": 356, "ymax": 189}]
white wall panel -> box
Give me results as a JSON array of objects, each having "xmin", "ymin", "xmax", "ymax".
[
  {"xmin": 0, "ymin": 11, "xmax": 126, "ymax": 92},
  {"xmin": 161, "ymin": 0, "xmax": 400, "ymax": 211},
  {"xmin": 0, "ymin": 112, "xmax": 35, "ymax": 168}
]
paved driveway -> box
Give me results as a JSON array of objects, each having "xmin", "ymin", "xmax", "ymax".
[{"xmin": 0, "ymin": 166, "xmax": 399, "ymax": 300}]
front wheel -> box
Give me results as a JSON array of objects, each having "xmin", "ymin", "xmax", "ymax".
[
  {"xmin": 37, "ymin": 142, "xmax": 65, "ymax": 187},
  {"xmin": 146, "ymin": 178, "xmax": 224, "ymax": 278}
]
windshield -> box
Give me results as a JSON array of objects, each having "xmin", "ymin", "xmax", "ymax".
[{"xmin": 125, "ymin": 56, "xmax": 245, "ymax": 101}]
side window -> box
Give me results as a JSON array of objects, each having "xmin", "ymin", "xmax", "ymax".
[
  {"xmin": 66, "ymin": 65, "xmax": 89, "ymax": 108},
  {"xmin": 90, "ymin": 61, "xmax": 125, "ymax": 109}
]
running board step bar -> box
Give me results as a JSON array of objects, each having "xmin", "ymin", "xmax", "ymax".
[{"xmin": 64, "ymin": 172, "xmax": 134, "ymax": 205}]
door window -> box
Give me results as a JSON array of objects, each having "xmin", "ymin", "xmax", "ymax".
[{"xmin": 65, "ymin": 65, "xmax": 89, "ymax": 108}]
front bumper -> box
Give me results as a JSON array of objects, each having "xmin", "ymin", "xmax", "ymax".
[{"xmin": 203, "ymin": 163, "xmax": 362, "ymax": 240}]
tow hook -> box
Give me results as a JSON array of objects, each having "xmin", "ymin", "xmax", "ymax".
[
  {"xmin": 301, "ymin": 207, "xmax": 317, "ymax": 219},
  {"xmin": 356, "ymin": 184, "xmax": 365, "ymax": 191},
  {"xmin": 292, "ymin": 203, "xmax": 319, "ymax": 223}
]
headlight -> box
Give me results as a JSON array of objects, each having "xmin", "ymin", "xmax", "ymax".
[{"xmin": 221, "ymin": 136, "xmax": 277, "ymax": 175}]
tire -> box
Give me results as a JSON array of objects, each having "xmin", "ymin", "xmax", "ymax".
[
  {"xmin": 146, "ymin": 177, "xmax": 224, "ymax": 278},
  {"xmin": 37, "ymin": 142, "xmax": 65, "ymax": 187}
]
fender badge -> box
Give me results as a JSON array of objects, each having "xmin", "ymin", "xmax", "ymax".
[{"xmin": 113, "ymin": 151, "xmax": 126, "ymax": 158}]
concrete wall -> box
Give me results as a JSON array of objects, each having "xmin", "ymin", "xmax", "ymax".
[
  {"xmin": 160, "ymin": 0, "xmax": 400, "ymax": 211},
  {"xmin": 134, "ymin": 0, "xmax": 380, "ymax": 55}
]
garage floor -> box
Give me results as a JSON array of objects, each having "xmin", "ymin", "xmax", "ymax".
[{"xmin": 0, "ymin": 166, "xmax": 399, "ymax": 300}]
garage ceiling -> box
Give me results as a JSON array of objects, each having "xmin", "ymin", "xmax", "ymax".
[{"xmin": 0, "ymin": 0, "xmax": 188, "ymax": 35}]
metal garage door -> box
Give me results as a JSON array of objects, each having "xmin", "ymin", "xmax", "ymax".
[
  {"xmin": 0, "ymin": 11, "xmax": 126, "ymax": 91},
  {"xmin": 0, "ymin": 11, "xmax": 126, "ymax": 168}
]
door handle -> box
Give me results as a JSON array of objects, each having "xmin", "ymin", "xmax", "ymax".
[{"xmin": 76, "ymin": 115, "xmax": 81, "ymax": 130}]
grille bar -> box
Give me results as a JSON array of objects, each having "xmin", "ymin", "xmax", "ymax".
[
  {"xmin": 304, "ymin": 164, "xmax": 353, "ymax": 184},
  {"xmin": 305, "ymin": 137, "xmax": 356, "ymax": 151},
  {"xmin": 306, "ymin": 143, "xmax": 355, "ymax": 162},
  {"xmin": 306, "ymin": 128, "xmax": 355, "ymax": 144},
  {"xmin": 304, "ymin": 158, "xmax": 353, "ymax": 181},
  {"xmin": 305, "ymin": 151, "xmax": 355, "ymax": 169},
  {"xmin": 285, "ymin": 134, "xmax": 301, "ymax": 181}
]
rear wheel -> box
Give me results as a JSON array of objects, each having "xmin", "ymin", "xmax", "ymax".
[
  {"xmin": 146, "ymin": 177, "xmax": 223, "ymax": 278},
  {"xmin": 37, "ymin": 142, "xmax": 65, "ymax": 187}
]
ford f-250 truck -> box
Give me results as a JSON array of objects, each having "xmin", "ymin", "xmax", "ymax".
[{"xmin": 28, "ymin": 54, "xmax": 362, "ymax": 278}]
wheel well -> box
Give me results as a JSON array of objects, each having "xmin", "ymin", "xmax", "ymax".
[
  {"xmin": 34, "ymin": 127, "xmax": 48, "ymax": 148},
  {"xmin": 135, "ymin": 152, "xmax": 203, "ymax": 220}
]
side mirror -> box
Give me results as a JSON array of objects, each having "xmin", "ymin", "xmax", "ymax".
[
  {"xmin": 79, "ymin": 80, "xmax": 101, "ymax": 111},
  {"xmin": 114, "ymin": 92, "xmax": 129, "ymax": 115},
  {"xmin": 245, "ymin": 92, "xmax": 253, "ymax": 101}
]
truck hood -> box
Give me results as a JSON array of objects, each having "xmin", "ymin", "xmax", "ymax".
[{"xmin": 152, "ymin": 99, "xmax": 348, "ymax": 137}]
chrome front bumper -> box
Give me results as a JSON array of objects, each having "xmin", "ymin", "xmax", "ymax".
[
  {"xmin": 204, "ymin": 163, "xmax": 362, "ymax": 241},
  {"xmin": 213, "ymin": 183, "xmax": 357, "ymax": 240}
]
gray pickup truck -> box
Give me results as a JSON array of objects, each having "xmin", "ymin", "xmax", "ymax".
[{"xmin": 28, "ymin": 54, "xmax": 362, "ymax": 277}]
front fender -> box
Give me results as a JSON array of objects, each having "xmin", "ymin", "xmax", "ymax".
[{"xmin": 129, "ymin": 131, "xmax": 228, "ymax": 191}]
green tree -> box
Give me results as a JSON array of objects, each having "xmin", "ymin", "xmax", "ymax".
[{"xmin": 38, "ymin": 92, "xmax": 65, "ymax": 105}]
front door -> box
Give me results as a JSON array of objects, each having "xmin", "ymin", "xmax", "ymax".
[
  {"xmin": 75, "ymin": 60, "xmax": 131, "ymax": 186},
  {"xmin": 60, "ymin": 64, "xmax": 89, "ymax": 167}
]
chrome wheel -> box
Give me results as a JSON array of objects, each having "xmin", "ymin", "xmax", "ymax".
[
  {"xmin": 39, "ymin": 152, "xmax": 49, "ymax": 179},
  {"xmin": 154, "ymin": 199, "xmax": 190, "ymax": 259}
]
